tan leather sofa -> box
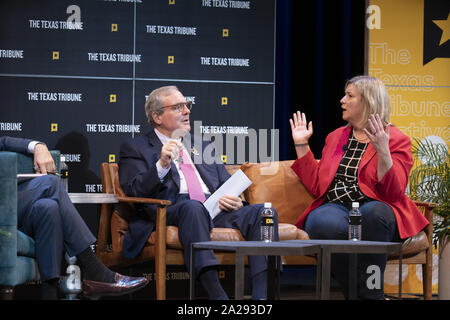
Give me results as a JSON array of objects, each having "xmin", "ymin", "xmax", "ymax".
[
  {"xmin": 240, "ymin": 160, "xmax": 434, "ymax": 299},
  {"xmin": 97, "ymin": 162, "xmax": 309, "ymax": 300},
  {"xmin": 97, "ymin": 160, "xmax": 434, "ymax": 299}
]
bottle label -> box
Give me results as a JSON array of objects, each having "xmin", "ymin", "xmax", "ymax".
[
  {"xmin": 349, "ymin": 215, "xmax": 361, "ymax": 225},
  {"xmin": 61, "ymin": 168, "xmax": 69, "ymax": 178},
  {"xmin": 262, "ymin": 218, "xmax": 274, "ymax": 226}
]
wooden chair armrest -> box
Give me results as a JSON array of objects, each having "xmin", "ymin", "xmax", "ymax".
[
  {"xmin": 412, "ymin": 200, "xmax": 437, "ymax": 225},
  {"xmin": 411, "ymin": 201, "xmax": 436, "ymax": 300},
  {"xmin": 116, "ymin": 196, "xmax": 171, "ymax": 206},
  {"xmin": 412, "ymin": 200, "xmax": 436, "ymax": 251},
  {"xmin": 413, "ymin": 200, "xmax": 438, "ymax": 209}
]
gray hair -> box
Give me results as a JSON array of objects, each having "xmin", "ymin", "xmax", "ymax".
[
  {"xmin": 145, "ymin": 85, "xmax": 179, "ymax": 127},
  {"xmin": 345, "ymin": 76, "xmax": 391, "ymax": 127}
]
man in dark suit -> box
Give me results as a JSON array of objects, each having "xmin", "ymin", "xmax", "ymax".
[
  {"xmin": 119, "ymin": 86, "xmax": 279, "ymax": 300},
  {"xmin": 1, "ymin": 136, "xmax": 148, "ymax": 299}
]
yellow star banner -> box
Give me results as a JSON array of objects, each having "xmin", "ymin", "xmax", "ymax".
[
  {"xmin": 368, "ymin": 0, "xmax": 449, "ymax": 297},
  {"xmin": 433, "ymin": 13, "xmax": 450, "ymax": 46}
]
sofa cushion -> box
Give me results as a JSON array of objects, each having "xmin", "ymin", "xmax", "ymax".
[
  {"xmin": 16, "ymin": 230, "xmax": 35, "ymax": 257},
  {"xmin": 148, "ymin": 226, "xmax": 246, "ymax": 249},
  {"xmin": 279, "ymin": 223, "xmax": 300, "ymax": 241},
  {"xmin": 149, "ymin": 223, "xmax": 305, "ymax": 248},
  {"xmin": 241, "ymin": 161, "xmax": 314, "ymax": 225},
  {"xmin": 388, "ymin": 230, "xmax": 429, "ymax": 259},
  {"xmin": 296, "ymin": 228, "xmax": 310, "ymax": 240},
  {"xmin": 112, "ymin": 212, "xmax": 304, "ymax": 251}
]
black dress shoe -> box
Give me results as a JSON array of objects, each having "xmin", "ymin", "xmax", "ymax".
[{"xmin": 82, "ymin": 273, "xmax": 149, "ymax": 299}]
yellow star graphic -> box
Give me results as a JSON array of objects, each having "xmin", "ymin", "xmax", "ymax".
[{"xmin": 433, "ymin": 12, "xmax": 450, "ymax": 46}]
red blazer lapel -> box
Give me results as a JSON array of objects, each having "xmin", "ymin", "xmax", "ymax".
[
  {"xmin": 332, "ymin": 125, "xmax": 352, "ymax": 159},
  {"xmin": 359, "ymin": 143, "xmax": 376, "ymax": 172},
  {"xmin": 318, "ymin": 126, "xmax": 351, "ymax": 197}
]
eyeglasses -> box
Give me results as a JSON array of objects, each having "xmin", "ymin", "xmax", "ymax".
[{"xmin": 163, "ymin": 101, "xmax": 193, "ymax": 113}]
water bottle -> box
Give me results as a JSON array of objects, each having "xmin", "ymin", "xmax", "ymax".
[
  {"xmin": 60, "ymin": 155, "xmax": 69, "ymax": 192},
  {"xmin": 59, "ymin": 253, "xmax": 81, "ymax": 300},
  {"xmin": 348, "ymin": 202, "xmax": 362, "ymax": 241},
  {"xmin": 261, "ymin": 202, "xmax": 274, "ymax": 242}
]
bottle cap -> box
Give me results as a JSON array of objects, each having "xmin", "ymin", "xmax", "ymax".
[
  {"xmin": 264, "ymin": 202, "xmax": 272, "ymax": 208},
  {"xmin": 352, "ymin": 202, "xmax": 359, "ymax": 208}
]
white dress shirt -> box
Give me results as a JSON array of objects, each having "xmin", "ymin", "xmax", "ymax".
[
  {"xmin": 154, "ymin": 129, "xmax": 210, "ymax": 196},
  {"xmin": 28, "ymin": 141, "xmax": 44, "ymax": 153}
]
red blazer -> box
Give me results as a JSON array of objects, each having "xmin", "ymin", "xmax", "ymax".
[{"xmin": 291, "ymin": 125, "xmax": 429, "ymax": 239}]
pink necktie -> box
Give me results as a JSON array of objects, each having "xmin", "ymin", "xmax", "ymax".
[{"xmin": 179, "ymin": 149, "xmax": 206, "ymax": 202}]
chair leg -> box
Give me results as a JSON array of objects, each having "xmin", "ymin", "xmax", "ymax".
[
  {"xmin": 422, "ymin": 262, "xmax": 432, "ymax": 300},
  {"xmin": 155, "ymin": 205, "xmax": 167, "ymax": 300},
  {"xmin": 155, "ymin": 254, "xmax": 166, "ymax": 300},
  {"xmin": 0, "ymin": 286, "xmax": 14, "ymax": 300},
  {"xmin": 422, "ymin": 206, "xmax": 434, "ymax": 300}
]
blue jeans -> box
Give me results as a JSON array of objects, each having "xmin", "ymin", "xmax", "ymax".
[{"xmin": 304, "ymin": 201, "xmax": 400, "ymax": 299}]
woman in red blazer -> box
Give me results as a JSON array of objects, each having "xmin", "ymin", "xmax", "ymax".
[{"xmin": 289, "ymin": 76, "xmax": 429, "ymax": 299}]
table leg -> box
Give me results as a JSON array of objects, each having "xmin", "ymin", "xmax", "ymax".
[
  {"xmin": 320, "ymin": 247, "xmax": 331, "ymax": 300},
  {"xmin": 398, "ymin": 250, "xmax": 402, "ymax": 300},
  {"xmin": 315, "ymin": 249, "xmax": 322, "ymax": 300},
  {"xmin": 348, "ymin": 253, "xmax": 357, "ymax": 300},
  {"xmin": 276, "ymin": 256, "xmax": 281, "ymax": 299},
  {"xmin": 189, "ymin": 244, "xmax": 195, "ymax": 300},
  {"xmin": 235, "ymin": 252, "xmax": 245, "ymax": 300},
  {"xmin": 267, "ymin": 256, "xmax": 277, "ymax": 299}
]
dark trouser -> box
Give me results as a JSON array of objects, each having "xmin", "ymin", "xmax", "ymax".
[
  {"xmin": 167, "ymin": 194, "xmax": 279, "ymax": 278},
  {"xmin": 304, "ymin": 201, "xmax": 399, "ymax": 300},
  {"xmin": 17, "ymin": 175, "xmax": 96, "ymax": 281}
]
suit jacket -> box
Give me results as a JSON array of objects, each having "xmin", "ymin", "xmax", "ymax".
[
  {"xmin": 0, "ymin": 136, "xmax": 33, "ymax": 153},
  {"xmin": 118, "ymin": 130, "xmax": 231, "ymax": 257},
  {"xmin": 291, "ymin": 125, "xmax": 429, "ymax": 239}
]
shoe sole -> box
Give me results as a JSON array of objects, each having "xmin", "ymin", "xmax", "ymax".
[{"xmin": 83, "ymin": 281, "xmax": 149, "ymax": 299}]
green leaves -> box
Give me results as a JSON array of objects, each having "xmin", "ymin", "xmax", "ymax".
[{"xmin": 409, "ymin": 138, "xmax": 449, "ymax": 246}]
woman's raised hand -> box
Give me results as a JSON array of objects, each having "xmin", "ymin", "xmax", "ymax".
[{"xmin": 289, "ymin": 111, "xmax": 313, "ymax": 145}]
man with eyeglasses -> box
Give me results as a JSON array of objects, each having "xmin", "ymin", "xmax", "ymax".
[{"xmin": 118, "ymin": 85, "xmax": 279, "ymax": 299}]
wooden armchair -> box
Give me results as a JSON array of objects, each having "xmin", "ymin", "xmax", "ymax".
[
  {"xmin": 97, "ymin": 163, "xmax": 172, "ymax": 300},
  {"xmin": 386, "ymin": 201, "xmax": 436, "ymax": 300},
  {"xmin": 97, "ymin": 162, "xmax": 304, "ymax": 300}
]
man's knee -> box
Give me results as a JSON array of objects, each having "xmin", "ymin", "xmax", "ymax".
[
  {"xmin": 33, "ymin": 174, "xmax": 61, "ymax": 194},
  {"xmin": 37, "ymin": 174, "xmax": 60, "ymax": 186},
  {"xmin": 31, "ymin": 199, "xmax": 61, "ymax": 226},
  {"xmin": 180, "ymin": 200, "xmax": 210, "ymax": 220},
  {"xmin": 181, "ymin": 199, "xmax": 206, "ymax": 211},
  {"xmin": 249, "ymin": 204, "xmax": 278, "ymax": 221}
]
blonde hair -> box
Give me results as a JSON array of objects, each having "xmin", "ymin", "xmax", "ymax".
[
  {"xmin": 345, "ymin": 76, "xmax": 390, "ymax": 128},
  {"xmin": 145, "ymin": 85, "xmax": 179, "ymax": 127}
]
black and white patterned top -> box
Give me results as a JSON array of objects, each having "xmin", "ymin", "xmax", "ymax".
[{"xmin": 326, "ymin": 131, "xmax": 371, "ymax": 205}]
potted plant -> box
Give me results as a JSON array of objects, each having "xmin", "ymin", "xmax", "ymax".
[
  {"xmin": 0, "ymin": 230, "xmax": 12, "ymax": 238},
  {"xmin": 408, "ymin": 137, "xmax": 449, "ymax": 300}
]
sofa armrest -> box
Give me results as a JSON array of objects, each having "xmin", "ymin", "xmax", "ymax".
[
  {"xmin": 16, "ymin": 150, "xmax": 60, "ymax": 173},
  {"xmin": 0, "ymin": 152, "xmax": 18, "ymax": 276},
  {"xmin": 116, "ymin": 196, "xmax": 171, "ymax": 206}
]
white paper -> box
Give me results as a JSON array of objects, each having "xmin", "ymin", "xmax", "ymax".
[
  {"xmin": 17, "ymin": 173, "xmax": 59, "ymax": 183},
  {"xmin": 203, "ymin": 169, "xmax": 252, "ymax": 219},
  {"xmin": 17, "ymin": 173, "xmax": 46, "ymax": 182},
  {"xmin": 17, "ymin": 173, "xmax": 47, "ymax": 178}
]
